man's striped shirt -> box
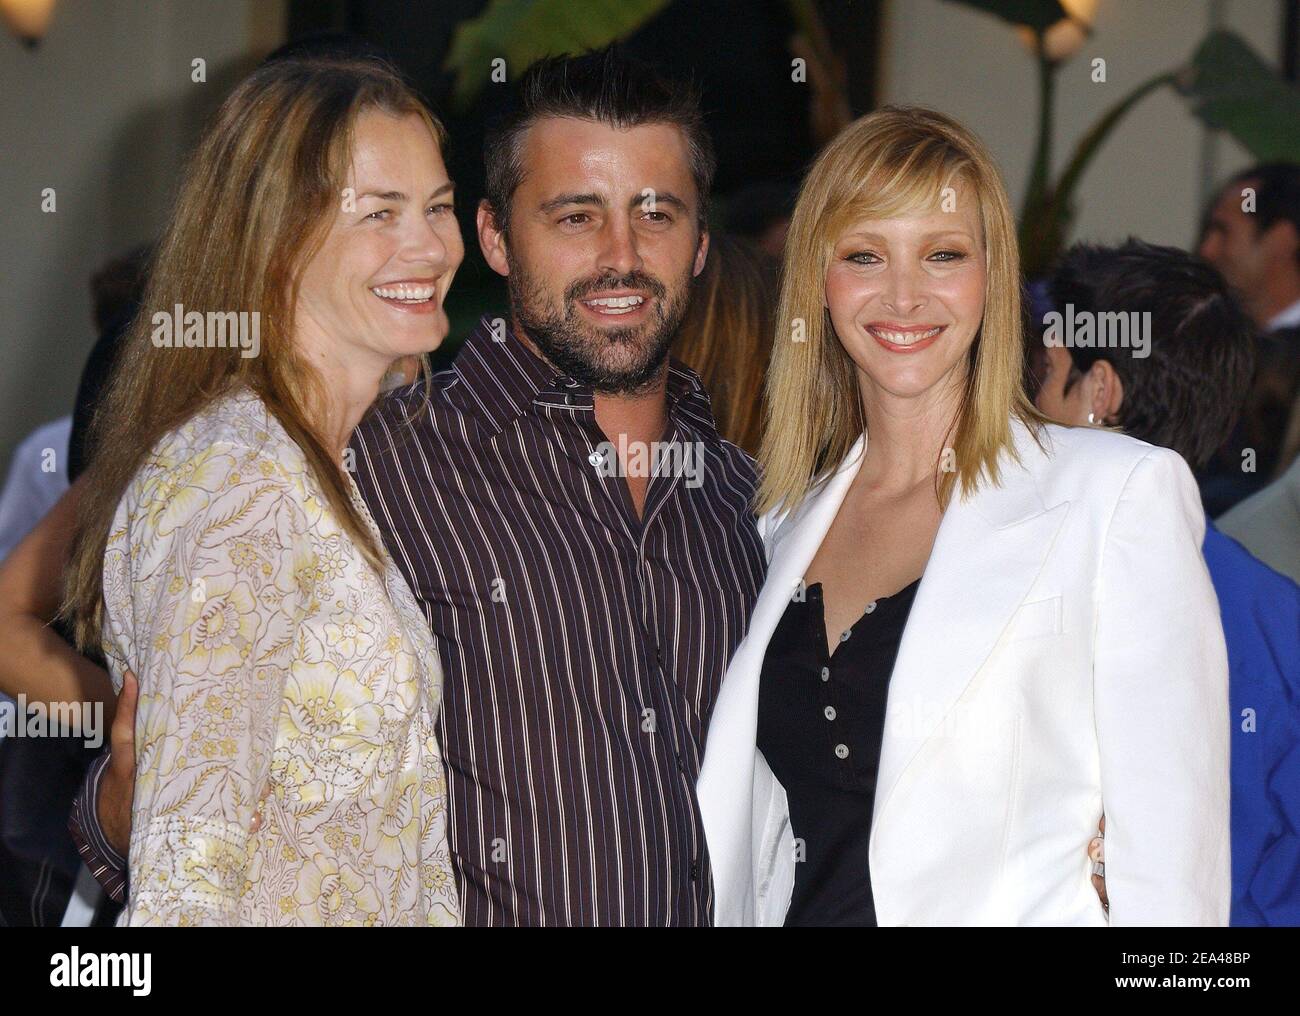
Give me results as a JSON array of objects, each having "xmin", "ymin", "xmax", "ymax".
[{"xmin": 351, "ymin": 316, "xmax": 765, "ymax": 925}]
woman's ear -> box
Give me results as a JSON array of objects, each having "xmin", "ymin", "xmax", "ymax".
[{"xmin": 1088, "ymin": 360, "xmax": 1125, "ymax": 425}]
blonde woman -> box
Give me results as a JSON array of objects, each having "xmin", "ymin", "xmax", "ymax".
[
  {"xmin": 697, "ymin": 107, "xmax": 1230, "ymax": 926},
  {"xmin": 50, "ymin": 57, "xmax": 464, "ymax": 925}
]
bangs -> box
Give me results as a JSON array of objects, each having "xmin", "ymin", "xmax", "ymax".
[{"xmin": 819, "ymin": 140, "xmax": 978, "ymax": 244}]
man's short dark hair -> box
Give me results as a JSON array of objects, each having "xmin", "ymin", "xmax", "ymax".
[
  {"xmin": 1226, "ymin": 161, "xmax": 1300, "ymax": 266},
  {"xmin": 1048, "ymin": 238, "xmax": 1257, "ymax": 470},
  {"xmin": 482, "ymin": 46, "xmax": 715, "ymax": 234}
]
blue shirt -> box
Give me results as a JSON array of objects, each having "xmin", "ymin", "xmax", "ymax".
[{"xmin": 1202, "ymin": 524, "xmax": 1300, "ymax": 925}]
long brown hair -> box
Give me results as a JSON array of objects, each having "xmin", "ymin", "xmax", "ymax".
[
  {"xmin": 757, "ymin": 106, "xmax": 1044, "ymax": 517},
  {"xmin": 64, "ymin": 56, "xmax": 446, "ymax": 651},
  {"xmin": 673, "ymin": 234, "xmax": 778, "ymax": 454}
]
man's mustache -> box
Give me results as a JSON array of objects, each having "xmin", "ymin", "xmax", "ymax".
[{"xmin": 566, "ymin": 271, "xmax": 667, "ymax": 303}]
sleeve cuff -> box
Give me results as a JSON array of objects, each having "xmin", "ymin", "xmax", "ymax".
[{"xmin": 68, "ymin": 749, "xmax": 128, "ymax": 903}]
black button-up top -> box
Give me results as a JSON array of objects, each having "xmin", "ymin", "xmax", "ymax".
[{"xmin": 756, "ymin": 576, "xmax": 921, "ymax": 926}]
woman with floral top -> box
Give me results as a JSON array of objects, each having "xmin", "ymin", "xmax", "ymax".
[{"xmin": 59, "ymin": 56, "xmax": 464, "ymax": 925}]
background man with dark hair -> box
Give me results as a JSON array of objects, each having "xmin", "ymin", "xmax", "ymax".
[
  {"xmin": 1200, "ymin": 162, "xmax": 1300, "ymax": 334},
  {"xmin": 1198, "ymin": 162, "xmax": 1300, "ymax": 506}
]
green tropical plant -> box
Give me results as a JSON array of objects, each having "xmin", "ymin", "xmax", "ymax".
[
  {"xmin": 948, "ymin": 0, "xmax": 1300, "ymax": 274},
  {"xmin": 444, "ymin": 0, "xmax": 672, "ymax": 110},
  {"xmin": 1183, "ymin": 29, "xmax": 1300, "ymax": 160},
  {"xmin": 444, "ymin": 0, "xmax": 849, "ymax": 142}
]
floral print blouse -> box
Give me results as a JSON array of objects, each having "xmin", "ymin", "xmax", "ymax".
[{"xmin": 102, "ymin": 386, "xmax": 460, "ymax": 926}]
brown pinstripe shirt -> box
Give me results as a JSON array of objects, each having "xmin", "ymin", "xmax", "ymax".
[{"xmin": 351, "ymin": 317, "xmax": 765, "ymax": 925}]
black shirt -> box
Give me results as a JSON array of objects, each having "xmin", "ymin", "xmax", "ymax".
[{"xmin": 756, "ymin": 576, "xmax": 920, "ymax": 926}]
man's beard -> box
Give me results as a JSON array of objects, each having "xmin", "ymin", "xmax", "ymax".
[{"xmin": 507, "ymin": 258, "xmax": 694, "ymax": 395}]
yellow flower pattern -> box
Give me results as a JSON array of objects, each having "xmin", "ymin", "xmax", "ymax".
[{"xmin": 102, "ymin": 387, "xmax": 460, "ymax": 926}]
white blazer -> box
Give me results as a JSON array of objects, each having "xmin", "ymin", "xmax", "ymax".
[{"xmin": 698, "ymin": 418, "xmax": 1231, "ymax": 926}]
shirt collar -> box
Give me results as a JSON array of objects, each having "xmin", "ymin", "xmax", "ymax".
[
  {"xmin": 451, "ymin": 314, "xmax": 563, "ymax": 433},
  {"xmin": 453, "ymin": 313, "xmax": 719, "ymax": 439}
]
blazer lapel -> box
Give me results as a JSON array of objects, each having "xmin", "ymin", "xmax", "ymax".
[
  {"xmin": 706, "ymin": 432, "xmax": 868, "ymax": 755},
  {"xmin": 872, "ymin": 422, "xmax": 1068, "ymax": 831},
  {"xmin": 759, "ymin": 434, "xmax": 868, "ymax": 628},
  {"xmin": 698, "ymin": 434, "xmax": 866, "ymax": 925}
]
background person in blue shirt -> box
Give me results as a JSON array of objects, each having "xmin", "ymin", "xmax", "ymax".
[{"xmin": 1033, "ymin": 238, "xmax": 1300, "ymax": 925}]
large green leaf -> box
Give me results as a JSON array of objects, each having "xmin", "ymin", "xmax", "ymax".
[
  {"xmin": 1182, "ymin": 30, "xmax": 1300, "ymax": 161},
  {"xmin": 1019, "ymin": 69, "xmax": 1175, "ymax": 276},
  {"xmin": 942, "ymin": 0, "xmax": 1068, "ymax": 34},
  {"xmin": 445, "ymin": 0, "xmax": 672, "ymax": 110}
]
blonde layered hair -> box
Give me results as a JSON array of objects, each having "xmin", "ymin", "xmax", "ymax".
[
  {"xmin": 757, "ymin": 106, "xmax": 1043, "ymax": 517},
  {"xmin": 64, "ymin": 56, "xmax": 445, "ymax": 651}
]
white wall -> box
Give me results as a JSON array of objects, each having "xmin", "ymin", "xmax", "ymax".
[
  {"xmin": 0, "ymin": 0, "xmax": 283, "ymax": 478},
  {"xmin": 879, "ymin": 0, "xmax": 1282, "ymax": 254}
]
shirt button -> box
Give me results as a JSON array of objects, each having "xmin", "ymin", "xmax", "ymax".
[
  {"xmin": 588, "ymin": 450, "xmax": 604, "ymax": 466},
  {"xmin": 839, "ymin": 630, "xmax": 851, "ymax": 643},
  {"xmin": 835, "ymin": 743, "xmax": 850, "ymax": 759},
  {"xmin": 820, "ymin": 666, "xmax": 830, "ymax": 682},
  {"xmin": 865, "ymin": 600, "xmax": 878, "ymax": 614},
  {"xmin": 690, "ymin": 861, "xmax": 700, "ymax": 881},
  {"xmin": 824, "ymin": 705, "xmax": 837, "ymax": 721}
]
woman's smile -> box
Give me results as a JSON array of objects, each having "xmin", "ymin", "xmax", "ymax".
[
  {"xmin": 370, "ymin": 277, "xmax": 445, "ymax": 315},
  {"xmin": 865, "ymin": 322, "xmax": 946, "ymax": 353}
]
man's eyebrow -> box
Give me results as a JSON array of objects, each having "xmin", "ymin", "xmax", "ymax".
[
  {"xmin": 539, "ymin": 192, "xmax": 606, "ymax": 213},
  {"xmin": 632, "ymin": 191, "xmax": 688, "ymax": 212},
  {"xmin": 358, "ymin": 182, "xmax": 455, "ymax": 202}
]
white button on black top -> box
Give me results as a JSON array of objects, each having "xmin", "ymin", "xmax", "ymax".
[
  {"xmin": 834, "ymin": 743, "xmax": 849, "ymax": 759},
  {"xmin": 824, "ymin": 705, "xmax": 837, "ymax": 721},
  {"xmin": 864, "ymin": 600, "xmax": 878, "ymax": 614},
  {"xmin": 839, "ymin": 630, "xmax": 851, "ymax": 643},
  {"xmin": 588, "ymin": 450, "xmax": 604, "ymax": 466},
  {"xmin": 820, "ymin": 666, "xmax": 830, "ymax": 682}
]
